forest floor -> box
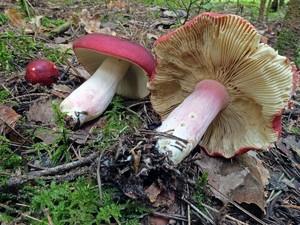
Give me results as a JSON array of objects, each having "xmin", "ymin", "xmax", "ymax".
[{"xmin": 0, "ymin": 0, "xmax": 299, "ymax": 225}]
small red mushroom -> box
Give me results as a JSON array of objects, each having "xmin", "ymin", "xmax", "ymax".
[{"xmin": 25, "ymin": 59, "xmax": 59, "ymax": 85}]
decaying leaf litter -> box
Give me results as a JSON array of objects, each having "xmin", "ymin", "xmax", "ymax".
[{"xmin": 0, "ymin": 0, "xmax": 299, "ymax": 224}]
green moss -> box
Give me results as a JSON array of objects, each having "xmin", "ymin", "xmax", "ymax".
[
  {"xmin": 192, "ymin": 172, "xmax": 209, "ymax": 210},
  {"xmin": 28, "ymin": 177, "xmax": 146, "ymax": 224}
]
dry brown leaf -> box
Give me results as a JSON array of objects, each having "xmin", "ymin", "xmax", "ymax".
[
  {"xmin": 4, "ymin": 9, "xmax": 34, "ymax": 34},
  {"xmin": 114, "ymin": 1, "xmax": 126, "ymax": 8},
  {"xmin": 195, "ymin": 151, "xmax": 269, "ymax": 215},
  {"xmin": 34, "ymin": 128, "xmax": 60, "ymax": 144},
  {"xmin": 152, "ymin": 189, "xmax": 175, "ymax": 208},
  {"xmin": 149, "ymin": 216, "xmax": 169, "ymax": 225},
  {"xmin": 78, "ymin": 9, "xmax": 116, "ymax": 35},
  {"xmin": 0, "ymin": 104, "xmax": 21, "ymax": 135},
  {"xmin": 26, "ymin": 99, "xmax": 56, "ymax": 124},
  {"xmin": 144, "ymin": 182, "xmax": 162, "ymax": 203}
]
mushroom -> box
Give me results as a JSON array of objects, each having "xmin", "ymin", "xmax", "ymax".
[
  {"xmin": 25, "ymin": 59, "xmax": 59, "ymax": 85},
  {"xmin": 147, "ymin": 13, "xmax": 299, "ymax": 165},
  {"xmin": 60, "ymin": 33, "xmax": 155, "ymax": 126}
]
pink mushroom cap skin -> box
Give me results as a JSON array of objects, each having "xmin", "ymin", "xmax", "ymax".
[
  {"xmin": 25, "ymin": 59, "xmax": 59, "ymax": 85},
  {"xmin": 73, "ymin": 33, "xmax": 155, "ymax": 77},
  {"xmin": 148, "ymin": 12, "xmax": 299, "ymax": 162}
]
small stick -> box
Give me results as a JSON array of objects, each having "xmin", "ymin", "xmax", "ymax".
[
  {"xmin": 44, "ymin": 208, "xmax": 54, "ymax": 225},
  {"xmin": 208, "ymin": 184, "xmax": 268, "ymax": 225},
  {"xmin": 0, "ymin": 83, "xmax": 21, "ymax": 103},
  {"xmin": 61, "ymin": 54, "xmax": 85, "ymax": 80},
  {"xmin": 97, "ymin": 151, "xmax": 105, "ymax": 203},
  {"xmin": 0, "ymin": 117, "xmax": 28, "ymax": 141},
  {"xmin": 182, "ymin": 197, "xmax": 215, "ymax": 224},
  {"xmin": 202, "ymin": 203, "xmax": 250, "ymax": 225},
  {"xmin": 7, "ymin": 152, "xmax": 99, "ymax": 186},
  {"xmin": 0, "ymin": 203, "xmax": 42, "ymax": 223},
  {"xmin": 151, "ymin": 211, "xmax": 188, "ymax": 222},
  {"xmin": 125, "ymin": 107, "xmax": 144, "ymax": 121},
  {"xmin": 15, "ymin": 93, "xmax": 49, "ymax": 99},
  {"xmin": 127, "ymin": 101, "xmax": 151, "ymax": 108}
]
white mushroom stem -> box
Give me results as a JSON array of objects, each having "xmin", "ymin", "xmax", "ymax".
[
  {"xmin": 60, "ymin": 56, "xmax": 131, "ymax": 125},
  {"xmin": 156, "ymin": 79, "xmax": 229, "ymax": 165}
]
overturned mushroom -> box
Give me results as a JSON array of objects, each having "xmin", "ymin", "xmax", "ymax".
[
  {"xmin": 147, "ymin": 13, "xmax": 298, "ymax": 165},
  {"xmin": 60, "ymin": 33, "xmax": 155, "ymax": 126}
]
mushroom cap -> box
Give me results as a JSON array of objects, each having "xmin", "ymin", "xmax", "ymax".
[
  {"xmin": 73, "ymin": 33, "xmax": 155, "ymax": 99},
  {"xmin": 25, "ymin": 59, "xmax": 59, "ymax": 85},
  {"xmin": 147, "ymin": 12, "xmax": 299, "ymax": 158}
]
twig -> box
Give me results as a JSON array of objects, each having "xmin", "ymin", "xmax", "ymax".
[
  {"xmin": 0, "ymin": 83, "xmax": 21, "ymax": 103},
  {"xmin": 127, "ymin": 101, "xmax": 151, "ymax": 108},
  {"xmin": 97, "ymin": 151, "xmax": 105, "ymax": 203},
  {"xmin": 202, "ymin": 203, "xmax": 250, "ymax": 225},
  {"xmin": 182, "ymin": 197, "xmax": 215, "ymax": 224},
  {"xmin": 207, "ymin": 184, "xmax": 268, "ymax": 225},
  {"xmin": 7, "ymin": 152, "xmax": 99, "ymax": 186},
  {"xmin": 225, "ymin": 215, "xmax": 250, "ymax": 225},
  {"xmin": 15, "ymin": 93, "xmax": 50, "ymax": 99},
  {"xmin": 0, "ymin": 203, "xmax": 42, "ymax": 223},
  {"xmin": 151, "ymin": 211, "xmax": 188, "ymax": 222},
  {"xmin": 266, "ymin": 190, "xmax": 283, "ymax": 204},
  {"xmin": 139, "ymin": 129, "xmax": 188, "ymax": 144},
  {"xmin": 0, "ymin": 117, "xmax": 29, "ymax": 142},
  {"xmin": 61, "ymin": 54, "xmax": 85, "ymax": 80},
  {"xmin": 44, "ymin": 208, "xmax": 54, "ymax": 225},
  {"xmin": 279, "ymin": 204, "xmax": 300, "ymax": 209},
  {"xmin": 125, "ymin": 106, "xmax": 144, "ymax": 121},
  {"xmin": 187, "ymin": 203, "xmax": 191, "ymax": 225}
]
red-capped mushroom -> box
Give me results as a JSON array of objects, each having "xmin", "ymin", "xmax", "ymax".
[
  {"xmin": 147, "ymin": 13, "xmax": 299, "ymax": 165},
  {"xmin": 59, "ymin": 33, "xmax": 155, "ymax": 126},
  {"xmin": 25, "ymin": 59, "xmax": 59, "ymax": 85}
]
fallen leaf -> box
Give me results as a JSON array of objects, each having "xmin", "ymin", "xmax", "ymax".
[
  {"xmin": 78, "ymin": 9, "xmax": 116, "ymax": 35},
  {"xmin": 114, "ymin": 1, "xmax": 126, "ymax": 8},
  {"xmin": 29, "ymin": 15, "xmax": 51, "ymax": 33},
  {"xmin": 5, "ymin": 9, "xmax": 34, "ymax": 34},
  {"xmin": 195, "ymin": 151, "xmax": 269, "ymax": 216},
  {"xmin": 26, "ymin": 99, "xmax": 57, "ymax": 124},
  {"xmin": 152, "ymin": 189, "xmax": 175, "ymax": 208},
  {"xmin": 52, "ymin": 84, "xmax": 73, "ymax": 94},
  {"xmin": 0, "ymin": 104, "xmax": 21, "ymax": 135},
  {"xmin": 144, "ymin": 182, "xmax": 161, "ymax": 203},
  {"xmin": 149, "ymin": 216, "xmax": 169, "ymax": 225},
  {"xmin": 34, "ymin": 128, "xmax": 60, "ymax": 144},
  {"xmin": 276, "ymin": 137, "xmax": 300, "ymax": 168}
]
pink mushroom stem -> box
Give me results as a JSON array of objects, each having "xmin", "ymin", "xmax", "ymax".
[
  {"xmin": 60, "ymin": 56, "xmax": 131, "ymax": 124},
  {"xmin": 156, "ymin": 79, "xmax": 229, "ymax": 164}
]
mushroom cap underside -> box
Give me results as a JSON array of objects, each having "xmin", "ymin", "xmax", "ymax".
[
  {"xmin": 147, "ymin": 12, "xmax": 298, "ymax": 158},
  {"xmin": 73, "ymin": 33, "xmax": 156, "ymax": 99}
]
